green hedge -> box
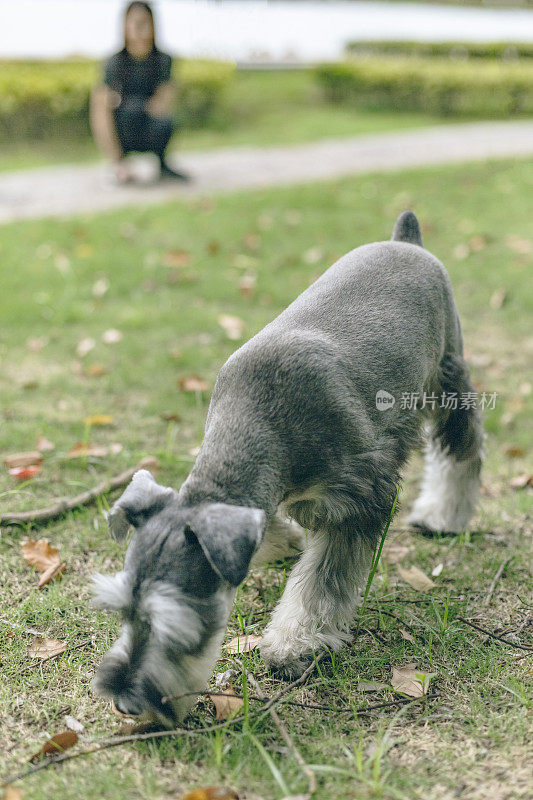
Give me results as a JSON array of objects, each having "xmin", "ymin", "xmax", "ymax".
[
  {"xmin": 344, "ymin": 40, "xmax": 533, "ymax": 61},
  {"xmin": 0, "ymin": 58, "xmax": 235, "ymax": 141},
  {"xmin": 316, "ymin": 56, "xmax": 533, "ymax": 117}
]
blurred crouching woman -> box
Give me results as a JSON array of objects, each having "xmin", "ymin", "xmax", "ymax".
[{"xmin": 91, "ymin": 1, "xmax": 189, "ymax": 183}]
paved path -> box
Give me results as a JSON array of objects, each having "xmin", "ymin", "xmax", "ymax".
[{"xmin": 2, "ymin": 120, "xmax": 533, "ymax": 224}]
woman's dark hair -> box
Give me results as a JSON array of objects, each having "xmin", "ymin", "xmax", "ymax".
[{"xmin": 124, "ymin": 1, "xmax": 156, "ymax": 51}]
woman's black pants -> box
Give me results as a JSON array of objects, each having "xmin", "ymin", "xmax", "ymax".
[{"xmin": 114, "ymin": 102, "xmax": 174, "ymax": 162}]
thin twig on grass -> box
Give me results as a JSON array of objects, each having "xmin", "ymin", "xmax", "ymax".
[
  {"xmin": 483, "ymin": 556, "xmax": 513, "ymax": 606},
  {"xmin": 3, "ymin": 653, "xmax": 325, "ymax": 785},
  {"xmin": 0, "ymin": 457, "xmax": 158, "ymax": 526},
  {"xmin": 457, "ymin": 616, "xmax": 533, "ymax": 651},
  {"xmin": 243, "ymin": 663, "xmax": 317, "ymax": 798}
]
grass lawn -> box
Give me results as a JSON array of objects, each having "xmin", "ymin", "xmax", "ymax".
[
  {"xmin": 0, "ymin": 69, "xmax": 448, "ymax": 173},
  {"xmin": 0, "ymin": 158, "xmax": 532, "ymax": 799}
]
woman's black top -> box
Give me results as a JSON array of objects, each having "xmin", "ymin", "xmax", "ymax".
[{"xmin": 104, "ymin": 47, "xmax": 172, "ymax": 107}]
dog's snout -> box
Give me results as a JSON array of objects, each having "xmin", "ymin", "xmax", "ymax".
[{"xmin": 115, "ymin": 696, "xmax": 140, "ymax": 716}]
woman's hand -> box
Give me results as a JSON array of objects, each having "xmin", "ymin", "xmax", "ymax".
[{"xmin": 146, "ymin": 82, "xmax": 176, "ymax": 119}]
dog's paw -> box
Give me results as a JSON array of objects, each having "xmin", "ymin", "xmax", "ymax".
[{"xmin": 260, "ymin": 645, "xmax": 314, "ymax": 680}]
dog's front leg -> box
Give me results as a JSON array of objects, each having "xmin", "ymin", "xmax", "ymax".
[{"xmin": 260, "ymin": 529, "xmax": 373, "ymax": 678}]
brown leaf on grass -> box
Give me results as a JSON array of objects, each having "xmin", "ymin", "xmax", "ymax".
[
  {"xmin": 225, "ymin": 634, "xmax": 262, "ymax": 654},
  {"xmin": 218, "ymin": 314, "xmax": 244, "ymax": 341},
  {"xmin": 383, "ymin": 543, "xmax": 412, "ymax": 564},
  {"xmin": 180, "ymin": 787, "xmax": 239, "ymax": 800},
  {"xmin": 27, "ymin": 637, "xmax": 67, "ymax": 661},
  {"xmin": 244, "ymin": 232, "xmax": 261, "ymax": 251},
  {"xmin": 391, "ymin": 665, "xmax": 432, "ymax": 698},
  {"xmin": 84, "ymin": 363, "xmax": 107, "ymax": 377},
  {"xmin": 489, "ymin": 287, "xmax": 507, "ymax": 309},
  {"xmin": 4, "ymin": 451, "xmax": 43, "ymax": 469},
  {"xmin": 161, "ymin": 412, "xmax": 182, "ymax": 423},
  {"xmin": 102, "ymin": 328, "xmax": 123, "ymax": 344},
  {"xmin": 505, "ymin": 234, "xmax": 532, "ymax": 255},
  {"xmin": 67, "ymin": 442, "xmax": 108, "ymax": 459},
  {"xmin": 162, "ymin": 249, "xmax": 191, "ymax": 268},
  {"xmin": 238, "ymin": 274, "xmax": 256, "ymax": 298},
  {"xmin": 21, "ymin": 539, "xmax": 66, "ymax": 589},
  {"xmin": 510, "ymin": 473, "xmax": 533, "ymax": 489},
  {"xmin": 209, "ymin": 687, "xmax": 244, "ymax": 721},
  {"xmin": 8, "ymin": 465, "xmax": 42, "ymax": 481},
  {"xmin": 84, "ymin": 414, "xmax": 113, "ymax": 427},
  {"xmin": 399, "ymin": 628, "xmax": 416, "ymax": 644},
  {"xmin": 178, "ymin": 375, "xmax": 209, "ymax": 393},
  {"xmin": 36, "ymin": 434, "xmax": 55, "ymax": 452},
  {"xmin": 76, "ymin": 337, "xmax": 96, "ymax": 358},
  {"xmin": 3, "ymin": 786, "xmax": 23, "ymax": 800},
  {"xmin": 29, "ymin": 731, "xmax": 78, "ymax": 763},
  {"xmin": 397, "ymin": 565, "xmax": 436, "ymax": 592},
  {"xmin": 503, "ymin": 444, "xmax": 525, "ymax": 458}
]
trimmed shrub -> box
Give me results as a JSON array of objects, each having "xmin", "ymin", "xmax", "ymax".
[
  {"xmin": 0, "ymin": 58, "xmax": 235, "ymax": 141},
  {"xmin": 315, "ymin": 57, "xmax": 533, "ymax": 117},
  {"xmin": 344, "ymin": 40, "xmax": 533, "ymax": 61}
]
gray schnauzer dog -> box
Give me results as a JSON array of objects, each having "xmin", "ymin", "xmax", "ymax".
[{"xmin": 93, "ymin": 211, "xmax": 484, "ymax": 727}]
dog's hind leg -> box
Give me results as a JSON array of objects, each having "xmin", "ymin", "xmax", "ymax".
[
  {"xmin": 252, "ymin": 514, "xmax": 306, "ymax": 565},
  {"xmin": 260, "ymin": 528, "xmax": 374, "ymax": 678},
  {"xmin": 407, "ymin": 353, "xmax": 484, "ymax": 534}
]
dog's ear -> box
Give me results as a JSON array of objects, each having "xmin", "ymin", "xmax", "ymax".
[
  {"xmin": 108, "ymin": 469, "xmax": 176, "ymax": 542},
  {"xmin": 186, "ymin": 503, "xmax": 266, "ymax": 586}
]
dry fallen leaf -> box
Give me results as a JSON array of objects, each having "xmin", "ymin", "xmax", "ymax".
[
  {"xmin": 67, "ymin": 442, "xmax": 108, "ymax": 459},
  {"xmin": 64, "ymin": 715, "xmax": 85, "ymax": 734},
  {"xmin": 397, "ymin": 564, "xmax": 436, "ymax": 592},
  {"xmin": 209, "ymin": 687, "xmax": 244, "ymax": 721},
  {"xmin": 162, "ymin": 249, "xmax": 191, "ymax": 268},
  {"xmin": 4, "ymin": 451, "xmax": 43, "ymax": 469},
  {"xmin": 303, "ymin": 246, "xmax": 324, "ymax": 265},
  {"xmin": 391, "ymin": 666, "xmax": 433, "ymax": 698},
  {"xmin": 399, "ymin": 628, "xmax": 416, "ymax": 644},
  {"xmin": 489, "ymin": 287, "xmax": 507, "ymax": 310},
  {"xmin": 503, "ymin": 444, "xmax": 525, "ymax": 458},
  {"xmin": 238, "ymin": 274, "xmax": 256, "ymax": 298},
  {"xmin": 8, "ymin": 465, "xmax": 42, "ymax": 481},
  {"xmin": 3, "ymin": 786, "xmax": 23, "ymax": 800},
  {"xmin": 510, "ymin": 473, "xmax": 533, "ymax": 490},
  {"xmin": 36, "ymin": 434, "xmax": 55, "ymax": 452},
  {"xmin": 383, "ymin": 543, "xmax": 412, "ymax": 564},
  {"xmin": 84, "ymin": 364, "xmax": 107, "ymax": 377},
  {"xmin": 180, "ymin": 788, "xmax": 239, "ymax": 800},
  {"xmin": 76, "ymin": 337, "xmax": 96, "ymax": 358},
  {"xmin": 84, "ymin": 414, "xmax": 113, "ymax": 427},
  {"xmin": 161, "ymin": 412, "xmax": 182, "ymax": 423},
  {"xmin": 27, "ymin": 637, "xmax": 67, "ymax": 661},
  {"xmin": 102, "ymin": 328, "xmax": 123, "ymax": 344},
  {"xmin": 29, "ymin": 731, "xmax": 78, "ymax": 763},
  {"xmin": 21, "ymin": 539, "xmax": 66, "ymax": 589},
  {"xmin": 218, "ymin": 314, "xmax": 244, "ymax": 341},
  {"xmin": 179, "ymin": 375, "xmax": 209, "ymax": 393},
  {"xmin": 92, "ymin": 277, "xmax": 109, "ymax": 298},
  {"xmin": 505, "ymin": 234, "xmax": 532, "ymax": 255},
  {"xmin": 225, "ymin": 634, "xmax": 262, "ymax": 654}
]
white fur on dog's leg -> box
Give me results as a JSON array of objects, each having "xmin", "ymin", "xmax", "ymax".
[
  {"xmin": 261, "ymin": 530, "xmax": 373, "ymax": 677},
  {"xmin": 252, "ymin": 514, "xmax": 306, "ymax": 565},
  {"xmin": 408, "ymin": 439, "xmax": 481, "ymax": 533}
]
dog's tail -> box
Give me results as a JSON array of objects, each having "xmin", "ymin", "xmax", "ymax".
[{"xmin": 391, "ymin": 210, "xmax": 423, "ymax": 247}]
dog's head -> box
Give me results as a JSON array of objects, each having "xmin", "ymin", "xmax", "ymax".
[{"xmin": 92, "ymin": 469, "xmax": 265, "ymax": 727}]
